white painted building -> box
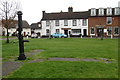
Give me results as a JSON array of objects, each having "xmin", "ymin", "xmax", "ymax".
[
  {"xmin": 0, "ymin": 20, "xmax": 2, "ymax": 36},
  {"xmin": 1, "ymin": 20, "xmax": 31, "ymax": 36},
  {"xmin": 41, "ymin": 7, "xmax": 89, "ymax": 37},
  {"xmin": 30, "ymin": 23, "xmax": 41, "ymax": 36}
]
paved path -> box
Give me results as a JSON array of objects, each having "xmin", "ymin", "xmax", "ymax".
[
  {"xmin": 2, "ymin": 49, "xmax": 114, "ymax": 77},
  {"xmin": 0, "ymin": 38, "xmax": 17, "ymax": 40},
  {"xmin": 2, "ymin": 49, "xmax": 44, "ymax": 77}
]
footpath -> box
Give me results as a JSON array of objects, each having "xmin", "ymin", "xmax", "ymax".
[{"xmin": 2, "ymin": 49, "xmax": 113, "ymax": 77}]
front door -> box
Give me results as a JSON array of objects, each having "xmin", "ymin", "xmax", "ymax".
[
  {"xmin": 97, "ymin": 28, "xmax": 104, "ymax": 37},
  {"xmin": 83, "ymin": 29, "xmax": 87, "ymax": 37},
  {"xmin": 64, "ymin": 30, "xmax": 68, "ymax": 36}
]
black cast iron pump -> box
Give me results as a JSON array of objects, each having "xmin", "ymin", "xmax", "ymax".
[{"xmin": 17, "ymin": 11, "xmax": 29, "ymax": 60}]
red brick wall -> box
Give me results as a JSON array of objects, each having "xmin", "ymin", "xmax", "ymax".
[{"xmin": 88, "ymin": 16, "xmax": 120, "ymax": 37}]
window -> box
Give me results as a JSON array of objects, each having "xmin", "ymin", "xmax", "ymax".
[
  {"xmin": 107, "ymin": 17, "xmax": 112, "ymax": 25},
  {"xmin": 55, "ymin": 20, "xmax": 59, "ymax": 26},
  {"xmin": 56, "ymin": 29, "xmax": 59, "ymax": 33},
  {"xmin": 107, "ymin": 27, "xmax": 112, "ymax": 35},
  {"xmin": 99, "ymin": 8, "xmax": 104, "ymax": 16},
  {"xmin": 82, "ymin": 19, "xmax": 87, "ymax": 26},
  {"xmin": 46, "ymin": 21, "xmax": 50, "ymax": 26},
  {"xmin": 107, "ymin": 7, "xmax": 112, "ymax": 15},
  {"xmin": 114, "ymin": 27, "xmax": 119, "ymax": 35},
  {"xmin": 115, "ymin": 7, "xmax": 120, "ymax": 15},
  {"xmin": 72, "ymin": 20, "xmax": 77, "ymax": 26},
  {"xmin": 64, "ymin": 20, "xmax": 68, "ymax": 26},
  {"xmin": 91, "ymin": 8, "xmax": 96, "ymax": 16},
  {"xmin": 72, "ymin": 29, "xmax": 81, "ymax": 33},
  {"xmin": 90, "ymin": 27, "xmax": 95, "ymax": 34},
  {"xmin": 46, "ymin": 29, "xmax": 50, "ymax": 35}
]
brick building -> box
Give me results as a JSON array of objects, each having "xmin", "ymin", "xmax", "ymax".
[{"xmin": 88, "ymin": 7, "xmax": 120, "ymax": 38}]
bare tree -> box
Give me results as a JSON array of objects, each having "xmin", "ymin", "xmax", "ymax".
[{"xmin": 0, "ymin": 0, "xmax": 21, "ymax": 43}]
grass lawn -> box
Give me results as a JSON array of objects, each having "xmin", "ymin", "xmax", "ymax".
[
  {"xmin": 0, "ymin": 36, "xmax": 16, "ymax": 38},
  {"xmin": 2, "ymin": 38, "xmax": 118, "ymax": 78},
  {"xmin": 7, "ymin": 61, "xmax": 118, "ymax": 78}
]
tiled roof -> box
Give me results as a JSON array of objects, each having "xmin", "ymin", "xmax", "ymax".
[
  {"xmin": 42, "ymin": 11, "xmax": 90, "ymax": 20},
  {"xmin": 30, "ymin": 23, "xmax": 41, "ymax": 29},
  {"xmin": 2, "ymin": 20, "xmax": 30, "ymax": 29}
]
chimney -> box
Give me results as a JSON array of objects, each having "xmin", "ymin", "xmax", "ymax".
[
  {"xmin": 68, "ymin": 7, "xmax": 73, "ymax": 12},
  {"xmin": 118, "ymin": 1, "xmax": 120, "ymax": 7},
  {"xmin": 42, "ymin": 11, "xmax": 45, "ymax": 17}
]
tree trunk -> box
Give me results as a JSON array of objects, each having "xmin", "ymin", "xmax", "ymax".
[{"xmin": 6, "ymin": 28, "xmax": 9, "ymax": 43}]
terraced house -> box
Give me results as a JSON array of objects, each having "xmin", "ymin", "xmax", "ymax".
[
  {"xmin": 41, "ymin": 7, "xmax": 89, "ymax": 37},
  {"xmin": 88, "ymin": 7, "xmax": 120, "ymax": 38},
  {"xmin": 2, "ymin": 20, "xmax": 31, "ymax": 36},
  {"xmin": 40, "ymin": 6, "xmax": 120, "ymax": 38}
]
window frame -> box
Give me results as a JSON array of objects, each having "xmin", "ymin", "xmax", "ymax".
[
  {"xmin": 115, "ymin": 7, "xmax": 120, "ymax": 15},
  {"xmin": 72, "ymin": 29, "xmax": 81, "ymax": 34},
  {"xmin": 106, "ymin": 17, "xmax": 112, "ymax": 25},
  {"xmin": 91, "ymin": 8, "xmax": 96, "ymax": 16},
  {"xmin": 82, "ymin": 19, "xmax": 87, "ymax": 26},
  {"xmin": 72, "ymin": 20, "xmax": 77, "ymax": 26},
  {"xmin": 99, "ymin": 8, "xmax": 104, "ymax": 16},
  {"xmin": 46, "ymin": 20, "xmax": 50, "ymax": 27},
  {"xmin": 90, "ymin": 27, "xmax": 95, "ymax": 34},
  {"xmin": 64, "ymin": 20, "xmax": 68, "ymax": 26},
  {"xmin": 107, "ymin": 27, "xmax": 112, "ymax": 36},
  {"xmin": 107, "ymin": 8, "xmax": 112, "ymax": 15},
  {"xmin": 56, "ymin": 29, "xmax": 60, "ymax": 33},
  {"xmin": 46, "ymin": 29, "xmax": 50, "ymax": 35},
  {"xmin": 114, "ymin": 27, "xmax": 119, "ymax": 35},
  {"xmin": 55, "ymin": 20, "xmax": 59, "ymax": 26}
]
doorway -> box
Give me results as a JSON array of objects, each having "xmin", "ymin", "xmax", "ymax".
[
  {"xmin": 83, "ymin": 29, "xmax": 87, "ymax": 37},
  {"xmin": 97, "ymin": 28, "xmax": 104, "ymax": 37},
  {"xmin": 64, "ymin": 30, "xmax": 68, "ymax": 36}
]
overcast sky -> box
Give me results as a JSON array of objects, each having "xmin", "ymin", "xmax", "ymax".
[{"xmin": 18, "ymin": 0, "xmax": 120, "ymax": 25}]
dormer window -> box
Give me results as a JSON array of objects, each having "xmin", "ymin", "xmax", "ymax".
[
  {"xmin": 107, "ymin": 7, "xmax": 112, "ymax": 15},
  {"xmin": 115, "ymin": 7, "xmax": 120, "ymax": 15},
  {"xmin": 99, "ymin": 8, "xmax": 104, "ymax": 16},
  {"xmin": 91, "ymin": 8, "xmax": 96, "ymax": 16}
]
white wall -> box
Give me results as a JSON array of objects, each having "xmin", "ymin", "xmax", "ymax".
[
  {"xmin": 22, "ymin": 28, "xmax": 31, "ymax": 36},
  {"xmin": 41, "ymin": 19, "xmax": 88, "ymax": 36},
  {"xmin": 0, "ymin": 24, "xmax": 2, "ymax": 36}
]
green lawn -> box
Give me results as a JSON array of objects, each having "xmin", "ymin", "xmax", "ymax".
[
  {"xmin": 2, "ymin": 38, "xmax": 118, "ymax": 78},
  {"xmin": 2, "ymin": 38, "xmax": 118, "ymax": 60},
  {"xmin": 7, "ymin": 61, "xmax": 118, "ymax": 78}
]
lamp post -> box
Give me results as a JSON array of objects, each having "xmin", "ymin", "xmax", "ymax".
[{"xmin": 17, "ymin": 11, "xmax": 29, "ymax": 60}]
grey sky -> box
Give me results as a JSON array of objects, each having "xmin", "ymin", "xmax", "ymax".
[{"xmin": 19, "ymin": 0, "xmax": 120, "ymax": 24}]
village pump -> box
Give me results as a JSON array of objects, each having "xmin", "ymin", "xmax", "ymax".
[{"xmin": 17, "ymin": 11, "xmax": 29, "ymax": 60}]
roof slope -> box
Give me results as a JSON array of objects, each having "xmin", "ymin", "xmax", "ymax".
[
  {"xmin": 30, "ymin": 23, "xmax": 41, "ymax": 29},
  {"xmin": 42, "ymin": 11, "xmax": 90, "ymax": 20},
  {"xmin": 2, "ymin": 20, "xmax": 30, "ymax": 28}
]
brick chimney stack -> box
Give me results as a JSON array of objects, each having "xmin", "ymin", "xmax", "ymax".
[{"xmin": 68, "ymin": 7, "xmax": 73, "ymax": 12}]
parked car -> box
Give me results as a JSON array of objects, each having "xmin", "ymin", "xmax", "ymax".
[
  {"xmin": 31, "ymin": 33, "xmax": 38, "ymax": 38},
  {"xmin": 51, "ymin": 33, "xmax": 67, "ymax": 38}
]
